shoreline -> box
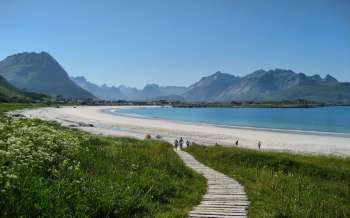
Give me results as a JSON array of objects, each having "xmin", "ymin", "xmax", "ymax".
[
  {"xmin": 19, "ymin": 106, "xmax": 350, "ymax": 156},
  {"xmin": 105, "ymin": 108, "xmax": 350, "ymax": 138}
]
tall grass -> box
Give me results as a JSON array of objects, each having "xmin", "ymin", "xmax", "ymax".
[
  {"xmin": 0, "ymin": 103, "xmax": 206, "ymax": 217},
  {"xmin": 187, "ymin": 145, "xmax": 350, "ymax": 218},
  {"xmin": 0, "ymin": 103, "xmax": 45, "ymax": 115}
]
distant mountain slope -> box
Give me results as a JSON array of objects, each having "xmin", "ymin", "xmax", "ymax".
[
  {"xmin": 0, "ymin": 74, "xmax": 48, "ymax": 102},
  {"xmin": 72, "ymin": 76, "xmax": 188, "ymax": 101},
  {"xmin": 183, "ymin": 69, "xmax": 350, "ymax": 103},
  {"xmin": 148, "ymin": 94, "xmax": 186, "ymax": 102},
  {"xmin": 0, "ymin": 52, "xmax": 95, "ymax": 99},
  {"xmin": 139, "ymin": 84, "xmax": 188, "ymax": 100},
  {"xmin": 159, "ymin": 85, "xmax": 188, "ymax": 96},
  {"xmin": 71, "ymin": 76, "xmax": 125, "ymax": 100},
  {"xmin": 272, "ymin": 83, "xmax": 350, "ymax": 103},
  {"xmin": 182, "ymin": 71, "xmax": 240, "ymax": 101},
  {"xmin": 0, "ymin": 74, "xmax": 24, "ymax": 98}
]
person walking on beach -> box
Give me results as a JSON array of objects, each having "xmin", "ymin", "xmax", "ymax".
[
  {"xmin": 179, "ymin": 137, "xmax": 184, "ymax": 150},
  {"xmin": 186, "ymin": 140, "xmax": 190, "ymax": 148},
  {"xmin": 174, "ymin": 139, "xmax": 179, "ymax": 150},
  {"xmin": 258, "ymin": 140, "xmax": 262, "ymax": 150},
  {"xmin": 235, "ymin": 139, "xmax": 239, "ymax": 147}
]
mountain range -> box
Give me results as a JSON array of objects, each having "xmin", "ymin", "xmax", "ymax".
[
  {"xmin": 183, "ymin": 70, "xmax": 350, "ymax": 103},
  {"xmin": 71, "ymin": 76, "xmax": 187, "ymax": 101},
  {"xmin": 0, "ymin": 52, "xmax": 94, "ymax": 99},
  {"xmin": 1, "ymin": 51, "xmax": 349, "ymax": 104},
  {"xmin": 74, "ymin": 70, "xmax": 350, "ymax": 103}
]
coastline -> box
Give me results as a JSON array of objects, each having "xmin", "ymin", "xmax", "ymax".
[
  {"xmin": 19, "ymin": 106, "xmax": 350, "ymax": 156},
  {"xmin": 105, "ymin": 108, "xmax": 350, "ymax": 138}
]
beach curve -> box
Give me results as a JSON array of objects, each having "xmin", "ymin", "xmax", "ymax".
[{"xmin": 20, "ymin": 106, "xmax": 350, "ymax": 156}]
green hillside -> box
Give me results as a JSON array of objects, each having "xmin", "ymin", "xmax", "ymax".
[
  {"xmin": 0, "ymin": 75, "xmax": 49, "ymax": 102},
  {"xmin": 0, "ymin": 52, "xmax": 95, "ymax": 99},
  {"xmin": 274, "ymin": 84, "xmax": 350, "ymax": 104},
  {"xmin": 0, "ymin": 75, "xmax": 24, "ymax": 98}
]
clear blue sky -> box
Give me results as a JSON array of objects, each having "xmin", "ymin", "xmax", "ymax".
[{"xmin": 1, "ymin": 0, "xmax": 349, "ymax": 88}]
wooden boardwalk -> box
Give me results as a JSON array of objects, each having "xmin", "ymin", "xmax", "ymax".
[{"xmin": 176, "ymin": 150, "xmax": 249, "ymax": 218}]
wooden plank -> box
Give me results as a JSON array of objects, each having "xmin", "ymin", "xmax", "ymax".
[
  {"xmin": 176, "ymin": 150, "xmax": 249, "ymax": 218},
  {"xmin": 189, "ymin": 215, "xmax": 245, "ymax": 218},
  {"xmin": 189, "ymin": 211, "xmax": 247, "ymax": 216}
]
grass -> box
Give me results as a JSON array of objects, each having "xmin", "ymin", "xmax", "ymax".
[
  {"xmin": 0, "ymin": 103, "xmax": 206, "ymax": 217},
  {"xmin": 0, "ymin": 102, "xmax": 45, "ymax": 115},
  {"xmin": 186, "ymin": 145, "xmax": 350, "ymax": 218}
]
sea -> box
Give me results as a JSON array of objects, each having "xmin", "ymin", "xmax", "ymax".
[{"xmin": 107, "ymin": 106, "xmax": 350, "ymax": 135}]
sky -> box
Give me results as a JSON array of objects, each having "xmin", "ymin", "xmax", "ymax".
[{"xmin": 1, "ymin": 0, "xmax": 350, "ymax": 88}]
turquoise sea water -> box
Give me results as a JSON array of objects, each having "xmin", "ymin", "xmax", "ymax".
[{"xmin": 108, "ymin": 106, "xmax": 350, "ymax": 134}]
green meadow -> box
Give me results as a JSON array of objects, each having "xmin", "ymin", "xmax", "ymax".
[
  {"xmin": 2, "ymin": 103, "xmax": 350, "ymax": 218},
  {"xmin": 0, "ymin": 104, "xmax": 205, "ymax": 217},
  {"xmin": 186, "ymin": 145, "xmax": 350, "ymax": 218}
]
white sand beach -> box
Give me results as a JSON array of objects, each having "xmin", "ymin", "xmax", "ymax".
[{"xmin": 19, "ymin": 106, "xmax": 350, "ymax": 156}]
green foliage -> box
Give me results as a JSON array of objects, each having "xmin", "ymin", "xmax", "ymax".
[
  {"xmin": 187, "ymin": 145, "xmax": 350, "ymax": 218},
  {"xmin": 0, "ymin": 103, "xmax": 45, "ymax": 115},
  {"xmin": 0, "ymin": 114, "xmax": 205, "ymax": 217}
]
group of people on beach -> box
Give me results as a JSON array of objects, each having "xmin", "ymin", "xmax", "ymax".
[
  {"xmin": 234, "ymin": 138, "xmax": 262, "ymax": 150},
  {"xmin": 174, "ymin": 137, "xmax": 191, "ymax": 150},
  {"xmin": 173, "ymin": 136, "xmax": 262, "ymax": 150}
]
